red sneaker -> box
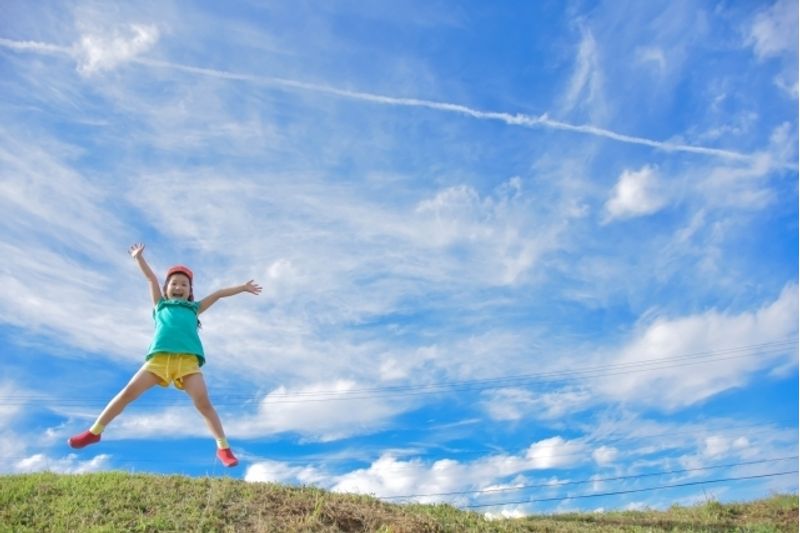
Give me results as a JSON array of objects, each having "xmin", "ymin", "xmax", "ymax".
[
  {"xmin": 216, "ymin": 447, "xmax": 239, "ymax": 467},
  {"xmin": 68, "ymin": 430, "xmax": 101, "ymax": 449}
]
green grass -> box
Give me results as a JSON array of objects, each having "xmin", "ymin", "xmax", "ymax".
[{"xmin": 0, "ymin": 472, "xmax": 796, "ymax": 532}]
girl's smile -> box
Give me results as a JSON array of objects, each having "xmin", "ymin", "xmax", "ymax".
[{"xmin": 166, "ymin": 273, "xmax": 192, "ymax": 300}]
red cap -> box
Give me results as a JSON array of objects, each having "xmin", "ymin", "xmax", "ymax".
[{"xmin": 166, "ymin": 265, "xmax": 193, "ymax": 282}]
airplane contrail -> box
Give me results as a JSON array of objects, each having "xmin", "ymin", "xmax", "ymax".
[
  {"xmin": 0, "ymin": 37, "xmax": 71, "ymax": 55},
  {"xmin": 135, "ymin": 58, "xmax": 755, "ymax": 162},
  {"xmin": 0, "ymin": 37, "xmax": 769, "ymax": 163}
]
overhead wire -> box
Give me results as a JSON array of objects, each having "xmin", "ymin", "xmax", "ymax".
[
  {"xmin": 464, "ymin": 470, "xmax": 798, "ymax": 508},
  {"xmin": 7, "ymin": 422, "xmax": 794, "ymax": 469},
  {"xmin": 15, "ymin": 449, "xmax": 796, "ymax": 507},
  {"xmin": 220, "ymin": 338, "xmax": 798, "ymax": 399},
  {"xmin": 380, "ymin": 455, "xmax": 799, "ymax": 501},
  {"xmin": 1, "ymin": 338, "xmax": 795, "ymax": 406},
  {"xmin": 229, "ymin": 423, "xmax": 791, "ymax": 469}
]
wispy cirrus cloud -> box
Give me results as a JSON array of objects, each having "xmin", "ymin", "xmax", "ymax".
[
  {"xmin": 0, "ymin": 35, "xmax": 767, "ymax": 164},
  {"xmin": 746, "ymin": 0, "xmax": 799, "ymax": 97},
  {"xmin": 0, "ymin": 1, "xmax": 795, "ymax": 514},
  {"xmin": 480, "ymin": 387, "xmax": 592, "ymax": 422},
  {"xmin": 0, "ymin": 127, "xmax": 151, "ymax": 358},
  {"xmin": 132, "ymin": 57, "xmax": 763, "ymax": 163},
  {"xmin": 561, "ymin": 25, "xmax": 605, "ymax": 119},
  {"xmin": 747, "ymin": 0, "xmax": 798, "ymax": 60}
]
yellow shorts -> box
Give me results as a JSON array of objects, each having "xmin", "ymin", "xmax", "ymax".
[{"xmin": 143, "ymin": 353, "xmax": 201, "ymax": 390}]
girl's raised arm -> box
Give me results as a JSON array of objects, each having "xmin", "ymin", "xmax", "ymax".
[
  {"xmin": 198, "ymin": 280, "xmax": 262, "ymax": 315},
  {"xmin": 129, "ymin": 243, "xmax": 162, "ymax": 306}
]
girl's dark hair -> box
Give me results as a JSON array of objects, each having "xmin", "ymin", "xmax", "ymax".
[{"xmin": 164, "ymin": 273, "xmax": 201, "ymax": 329}]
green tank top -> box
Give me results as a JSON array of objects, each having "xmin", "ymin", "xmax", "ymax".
[{"xmin": 146, "ymin": 299, "xmax": 206, "ymax": 366}]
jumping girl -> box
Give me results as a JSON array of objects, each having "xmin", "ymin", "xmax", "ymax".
[{"xmin": 68, "ymin": 243, "xmax": 262, "ymax": 467}]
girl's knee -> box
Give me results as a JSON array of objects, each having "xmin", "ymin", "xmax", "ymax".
[{"xmin": 192, "ymin": 396, "xmax": 214, "ymax": 413}]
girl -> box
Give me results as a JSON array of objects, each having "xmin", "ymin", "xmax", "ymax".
[{"xmin": 68, "ymin": 243, "xmax": 262, "ymax": 467}]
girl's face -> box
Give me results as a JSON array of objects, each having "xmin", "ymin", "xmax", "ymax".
[{"xmin": 165, "ymin": 273, "xmax": 192, "ymax": 300}]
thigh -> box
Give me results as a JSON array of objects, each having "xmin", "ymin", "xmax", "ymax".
[
  {"xmin": 123, "ymin": 367, "xmax": 162, "ymax": 396},
  {"xmin": 181, "ymin": 372, "xmax": 210, "ymax": 402}
]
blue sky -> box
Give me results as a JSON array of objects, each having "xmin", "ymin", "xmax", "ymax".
[{"xmin": 0, "ymin": 0, "xmax": 797, "ymax": 517}]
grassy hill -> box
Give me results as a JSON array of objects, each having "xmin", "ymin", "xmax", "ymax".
[{"xmin": 0, "ymin": 472, "xmax": 796, "ymax": 532}]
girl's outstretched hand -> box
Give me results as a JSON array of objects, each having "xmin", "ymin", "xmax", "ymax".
[
  {"xmin": 243, "ymin": 280, "xmax": 263, "ymax": 295},
  {"xmin": 129, "ymin": 243, "xmax": 145, "ymax": 259}
]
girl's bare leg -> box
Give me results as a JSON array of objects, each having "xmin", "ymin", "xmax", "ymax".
[
  {"xmin": 181, "ymin": 372, "xmax": 227, "ymax": 442},
  {"xmin": 69, "ymin": 368, "xmax": 160, "ymax": 448},
  {"xmin": 95, "ymin": 368, "xmax": 161, "ymax": 427}
]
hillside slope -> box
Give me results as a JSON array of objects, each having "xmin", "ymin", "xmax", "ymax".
[{"xmin": 0, "ymin": 472, "xmax": 796, "ymax": 532}]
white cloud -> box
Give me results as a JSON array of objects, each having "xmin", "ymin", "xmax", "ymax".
[
  {"xmin": 244, "ymin": 460, "xmax": 327, "ymax": 486},
  {"xmin": 747, "ymin": 0, "xmax": 799, "ymax": 97},
  {"xmin": 14, "ymin": 453, "xmax": 111, "ymax": 474},
  {"xmin": 72, "ymin": 403, "xmax": 215, "ymax": 442},
  {"xmin": 0, "ymin": 382, "xmax": 33, "ymax": 472},
  {"xmin": 562, "ymin": 26, "xmax": 605, "ymax": 117},
  {"xmin": 703, "ymin": 435, "xmax": 729, "ymax": 457},
  {"xmin": 267, "ymin": 258, "xmax": 296, "ymax": 281},
  {"xmin": 0, "ymin": 3, "xmax": 795, "ymax": 514},
  {"xmin": 0, "ymin": 382, "xmax": 26, "ymax": 426},
  {"xmin": 0, "ymin": 130, "xmax": 124, "ymax": 255},
  {"xmin": 635, "ymin": 47, "xmax": 667, "ymax": 76},
  {"xmin": 414, "ymin": 184, "xmax": 483, "ymax": 245},
  {"xmin": 604, "ymin": 165, "xmax": 667, "ymax": 221},
  {"xmin": 747, "ymin": 0, "xmax": 798, "ymax": 60},
  {"xmin": 229, "ymin": 381, "xmax": 413, "ymax": 441},
  {"xmin": 597, "ymin": 284, "xmax": 798, "ymax": 409},
  {"xmin": 0, "ymin": 240, "xmax": 151, "ymax": 359},
  {"xmin": 702, "ymin": 434, "xmax": 751, "ymax": 458},
  {"xmin": 241, "ymin": 418, "xmax": 795, "ymax": 510},
  {"xmin": 63, "ymin": 381, "xmax": 413, "ymax": 445},
  {"xmin": 481, "ymin": 387, "xmax": 592, "ymax": 421},
  {"xmin": 526, "ymin": 436, "xmax": 587, "ymax": 469},
  {"xmin": 481, "ymin": 388, "xmax": 535, "ymax": 421},
  {"xmin": 412, "ymin": 178, "xmax": 563, "ymax": 285},
  {"xmin": 0, "ymin": 128, "xmax": 152, "ymax": 359},
  {"xmin": 253, "ymin": 434, "xmax": 591, "ymax": 508},
  {"xmin": 127, "ymin": 53, "xmax": 763, "ymax": 161},
  {"xmin": 592, "ymin": 446, "xmax": 618, "ymax": 465},
  {"xmin": 484, "ymin": 507, "xmax": 528, "ymax": 520},
  {"xmin": 331, "ymin": 455, "xmax": 462, "ymax": 502},
  {"xmin": 75, "ymin": 24, "xmax": 159, "ymax": 75},
  {"xmin": 0, "ymin": 33, "xmax": 763, "ymax": 162},
  {"xmin": 330, "ymin": 435, "xmax": 586, "ymax": 502},
  {"xmin": 767, "ymin": 121, "xmax": 798, "ymax": 165},
  {"xmin": 698, "ymin": 154, "xmax": 777, "ymax": 210}
]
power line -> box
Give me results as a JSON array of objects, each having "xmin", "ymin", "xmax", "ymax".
[
  {"xmin": 250, "ymin": 424, "xmax": 791, "ymax": 469},
  {"xmin": 381, "ymin": 455, "xmax": 798, "ymax": 501},
  {"xmin": 464, "ymin": 470, "xmax": 798, "ymax": 508},
  {"xmin": 195, "ymin": 339, "xmax": 800, "ymax": 399},
  {"xmin": 250, "ymin": 347, "xmax": 793, "ymax": 404},
  {"xmin": 2, "ymin": 338, "xmax": 795, "ymax": 406},
  {"xmin": 16, "ymin": 451, "xmax": 796, "ymax": 508},
  {"xmin": 226, "ymin": 338, "xmax": 798, "ymax": 399},
  {"xmin": 11, "ymin": 421, "xmax": 789, "ymax": 467}
]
